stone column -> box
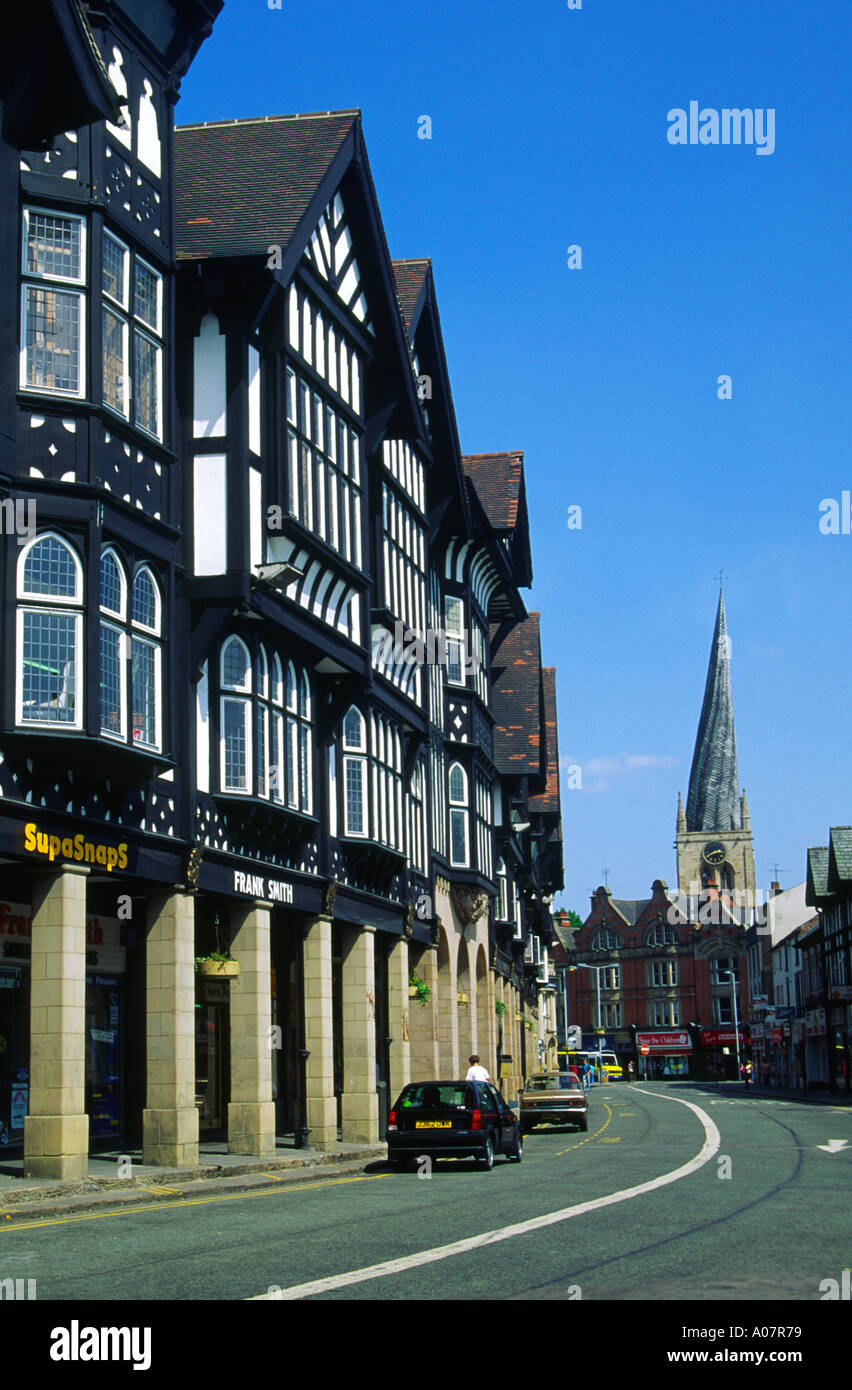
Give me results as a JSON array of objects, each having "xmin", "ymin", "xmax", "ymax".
[
  {"xmin": 228, "ymin": 901, "xmax": 275, "ymax": 1155},
  {"xmin": 340, "ymin": 926, "xmax": 379, "ymax": 1143},
  {"xmin": 303, "ymin": 915, "xmax": 337, "ymax": 1150},
  {"xmin": 388, "ymin": 936, "xmax": 410, "ymax": 1100},
  {"xmin": 143, "ymin": 891, "xmax": 199, "ymax": 1167},
  {"xmin": 24, "ymin": 867, "xmax": 89, "ymax": 1179}
]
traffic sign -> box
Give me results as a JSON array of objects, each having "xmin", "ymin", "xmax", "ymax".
[{"xmin": 640, "ymin": 1045, "xmax": 650, "ymax": 1055}]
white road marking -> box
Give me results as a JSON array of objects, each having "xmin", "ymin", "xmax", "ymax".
[
  {"xmin": 252, "ymin": 1087, "xmax": 720, "ymax": 1301},
  {"xmin": 816, "ymin": 1139, "xmax": 849, "ymax": 1154}
]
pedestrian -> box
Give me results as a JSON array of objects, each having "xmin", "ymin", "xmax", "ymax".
[
  {"xmin": 741, "ymin": 1060, "xmax": 752, "ymax": 1089},
  {"xmin": 627, "ymin": 1060, "xmax": 635, "ymax": 1083},
  {"xmin": 465, "ymin": 1054, "xmax": 490, "ymax": 1082},
  {"xmin": 581, "ymin": 1062, "xmax": 590, "ymax": 1090}
]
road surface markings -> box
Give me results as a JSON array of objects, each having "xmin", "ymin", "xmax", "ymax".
[
  {"xmin": 816, "ymin": 1139, "xmax": 849, "ymax": 1154},
  {"xmin": 599, "ymin": 1137, "xmax": 621, "ymax": 1143},
  {"xmin": 556, "ymin": 1101, "xmax": 612, "ymax": 1155},
  {"xmin": 0, "ymin": 1172, "xmax": 389, "ymax": 1232},
  {"xmin": 253, "ymin": 1088, "xmax": 720, "ymax": 1301}
]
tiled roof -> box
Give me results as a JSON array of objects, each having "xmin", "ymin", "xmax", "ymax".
[
  {"xmin": 461, "ymin": 452, "xmax": 524, "ymax": 532},
  {"xmin": 392, "ymin": 259, "xmax": 430, "ymax": 331},
  {"xmin": 529, "ymin": 667, "xmax": 561, "ymax": 827},
  {"xmin": 805, "ymin": 846, "xmax": 830, "ymax": 906},
  {"xmin": 610, "ymin": 899, "xmax": 651, "ymax": 927},
  {"xmin": 828, "ymin": 826, "xmax": 852, "ymax": 886},
  {"xmin": 490, "ymin": 613, "xmax": 543, "ymax": 777},
  {"xmin": 174, "ymin": 112, "xmax": 359, "ymax": 262}
]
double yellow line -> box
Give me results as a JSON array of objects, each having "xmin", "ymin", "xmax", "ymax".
[{"xmin": 0, "ymin": 1171, "xmax": 390, "ymax": 1232}]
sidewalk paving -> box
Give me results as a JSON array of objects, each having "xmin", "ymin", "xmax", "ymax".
[{"xmin": 0, "ymin": 1139, "xmax": 388, "ymax": 1224}]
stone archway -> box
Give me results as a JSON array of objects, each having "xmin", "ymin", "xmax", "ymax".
[
  {"xmin": 408, "ymin": 943, "xmax": 439, "ymax": 1080},
  {"xmin": 475, "ymin": 945, "xmax": 494, "ymax": 1079},
  {"xmin": 436, "ymin": 927, "xmax": 456, "ymax": 1076},
  {"xmin": 456, "ymin": 936, "xmax": 472, "ymax": 1067}
]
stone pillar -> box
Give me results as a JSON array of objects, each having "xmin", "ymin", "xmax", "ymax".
[
  {"xmin": 340, "ymin": 927, "xmax": 379, "ymax": 1143},
  {"xmin": 388, "ymin": 936, "xmax": 410, "ymax": 1101},
  {"xmin": 143, "ymin": 891, "xmax": 199, "ymax": 1167},
  {"xmin": 409, "ymin": 947, "xmax": 439, "ymax": 1079},
  {"xmin": 303, "ymin": 915, "xmax": 337, "ymax": 1150},
  {"xmin": 228, "ymin": 901, "xmax": 275, "ymax": 1155},
  {"xmin": 24, "ymin": 868, "xmax": 89, "ymax": 1179}
]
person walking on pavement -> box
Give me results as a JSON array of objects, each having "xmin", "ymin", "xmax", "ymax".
[
  {"xmin": 465, "ymin": 1054, "xmax": 490, "ymax": 1082},
  {"xmin": 627, "ymin": 1060, "xmax": 635, "ymax": 1083}
]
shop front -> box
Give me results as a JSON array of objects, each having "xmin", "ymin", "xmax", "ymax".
[
  {"xmin": 828, "ymin": 986, "xmax": 852, "ymax": 1093},
  {"xmin": 0, "ymin": 895, "xmax": 127, "ymax": 1147},
  {"xmin": 635, "ymin": 1029, "xmax": 692, "ymax": 1079},
  {"xmin": 700, "ymin": 1026, "xmax": 748, "ymax": 1081}
]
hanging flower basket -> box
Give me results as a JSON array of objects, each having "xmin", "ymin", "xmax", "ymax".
[
  {"xmin": 196, "ymin": 956, "xmax": 239, "ymax": 979},
  {"xmin": 408, "ymin": 971, "xmax": 431, "ymax": 1004}
]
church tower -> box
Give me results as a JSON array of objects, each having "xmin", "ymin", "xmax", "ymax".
[{"xmin": 675, "ymin": 592, "xmax": 755, "ymax": 894}]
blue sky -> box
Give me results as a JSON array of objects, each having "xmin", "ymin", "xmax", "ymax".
[{"xmin": 178, "ymin": 0, "xmax": 852, "ymax": 913}]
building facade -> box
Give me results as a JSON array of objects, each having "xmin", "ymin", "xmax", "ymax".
[{"xmin": 0, "ymin": 2, "xmax": 563, "ymax": 1174}]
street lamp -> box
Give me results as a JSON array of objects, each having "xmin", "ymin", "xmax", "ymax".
[
  {"xmin": 569, "ymin": 961, "xmax": 608, "ymax": 1063},
  {"xmin": 717, "ymin": 967, "xmax": 742, "ymax": 1080}
]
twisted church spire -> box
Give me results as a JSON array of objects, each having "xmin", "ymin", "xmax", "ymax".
[{"xmin": 686, "ymin": 591, "xmax": 741, "ymax": 833}]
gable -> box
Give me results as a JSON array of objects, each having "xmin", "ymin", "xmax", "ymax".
[{"xmin": 303, "ymin": 191, "xmax": 374, "ymax": 335}]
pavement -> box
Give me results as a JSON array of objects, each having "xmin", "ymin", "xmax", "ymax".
[{"xmin": 0, "ymin": 1138, "xmax": 387, "ymax": 1223}]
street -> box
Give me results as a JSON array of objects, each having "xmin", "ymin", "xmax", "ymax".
[{"xmin": 2, "ymin": 1082, "xmax": 848, "ymax": 1302}]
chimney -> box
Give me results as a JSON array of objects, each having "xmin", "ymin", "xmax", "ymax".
[{"xmin": 771, "ymin": 881, "xmax": 782, "ymax": 896}]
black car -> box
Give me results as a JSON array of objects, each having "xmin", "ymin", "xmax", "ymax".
[{"xmin": 386, "ymin": 1079, "xmax": 523, "ymax": 1170}]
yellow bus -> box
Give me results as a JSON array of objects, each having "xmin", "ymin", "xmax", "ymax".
[{"xmin": 566, "ymin": 1050, "xmax": 623, "ymax": 1082}]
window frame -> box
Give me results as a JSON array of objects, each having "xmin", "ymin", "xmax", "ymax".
[{"xmin": 20, "ymin": 206, "xmax": 87, "ymax": 400}]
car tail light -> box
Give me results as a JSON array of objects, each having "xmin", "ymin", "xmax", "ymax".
[
  {"xmin": 471, "ymin": 1108, "xmax": 483, "ymax": 1130},
  {"xmin": 387, "ymin": 1109, "xmax": 397, "ymax": 1132}
]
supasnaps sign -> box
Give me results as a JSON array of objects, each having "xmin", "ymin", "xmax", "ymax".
[{"xmin": 24, "ymin": 822, "xmax": 128, "ymax": 873}]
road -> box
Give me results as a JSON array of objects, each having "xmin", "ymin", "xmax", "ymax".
[{"xmin": 2, "ymin": 1082, "xmax": 849, "ymax": 1301}]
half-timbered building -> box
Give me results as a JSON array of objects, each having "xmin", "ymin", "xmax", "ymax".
[{"xmin": 0, "ymin": 3, "xmax": 564, "ymax": 1176}]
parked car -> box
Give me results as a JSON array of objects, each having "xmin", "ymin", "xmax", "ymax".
[
  {"xmin": 386, "ymin": 1079, "xmax": 523, "ymax": 1170},
  {"xmin": 519, "ymin": 1071, "xmax": 589, "ymax": 1132}
]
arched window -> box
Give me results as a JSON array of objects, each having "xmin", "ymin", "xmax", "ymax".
[
  {"xmin": 220, "ymin": 636, "xmax": 251, "ymax": 791},
  {"xmin": 342, "ymin": 705, "xmax": 366, "ymax": 836},
  {"xmin": 131, "ymin": 566, "xmax": 161, "ymax": 749},
  {"xmin": 496, "ymin": 858, "xmax": 508, "ymax": 921},
  {"xmin": 17, "ymin": 533, "xmax": 83, "ymax": 727},
  {"xmin": 256, "ymin": 646, "xmax": 269, "ymax": 798},
  {"xmin": 592, "ymin": 926, "xmax": 622, "ymax": 951},
  {"xmin": 646, "ymin": 921, "xmax": 678, "ymax": 947},
  {"xmin": 264, "ymin": 654, "xmax": 311, "ymax": 809},
  {"xmin": 408, "ymin": 759, "xmax": 426, "ymax": 875},
  {"xmin": 448, "ymin": 761, "xmax": 469, "ymax": 867},
  {"xmin": 100, "ymin": 548, "xmax": 126, "ymax": 738}
]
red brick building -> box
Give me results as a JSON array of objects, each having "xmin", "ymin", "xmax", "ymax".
[{"xmin": 553, "ymin": 881, "xmax": 748, "ymax": 1079}]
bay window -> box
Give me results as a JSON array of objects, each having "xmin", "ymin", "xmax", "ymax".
[
  {"xmin": 21, "ymin": 209, "xmax": 86, "ymax": 397},
  {"xmin": 17, "ymin": 534, "xmax": 83, "ymax": 727}
]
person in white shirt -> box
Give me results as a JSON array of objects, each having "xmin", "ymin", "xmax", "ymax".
[{"xmin": 465, "ymin": 1054, "xmax": 490, "ymax": 1082}]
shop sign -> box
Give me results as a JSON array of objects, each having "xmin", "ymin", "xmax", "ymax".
[
  {"xmin": 769, "ymin": 1028, "xmax": 783, "ymax": 1043},
  {"xmin": 233, "ymin": 870, "xmax": 294, "ymax": 903},
  {"xmin": 0, "ymin": 902, "xmax": 125, "ymax": 973},
  {"xmin": 635, "ymin": 1031, "xmax": 691, "ymax": 1054},
  {"xmin": 806, "ymin": 1008, "xmax": 826, "ymax": 1037},
  {"xmin": 750, "ymin": 1024, "xmax": 764, "ymax": 1040},
  {"xmin": 829, "ymin": 984, "xmax": 852, "ymax": 1002},
  {"xmin": 23, "ymin": 822, "xmax": 128, "ymax": 873},
  {"xmin": 701, "ymin": 1027, "xmax": 747, "ymax": 1046}
]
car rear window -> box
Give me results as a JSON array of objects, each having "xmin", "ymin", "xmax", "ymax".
[
  {"xmin": 526, "ymin": 1075, "xmax": 581, "ymax": 1091},
  {"xmin": 398, "ymin": 1084, "xmax": 474, "ymax": 1110}
]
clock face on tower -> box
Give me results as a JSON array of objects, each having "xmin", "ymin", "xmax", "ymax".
[{"xmin": 702, "ymin": 841, "xmax": 727, "ymax": 866}]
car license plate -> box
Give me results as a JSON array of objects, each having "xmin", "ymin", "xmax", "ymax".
[{"xmin": 415, "ymin": 1121, "xmax": 451, "ymax": 1129}]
